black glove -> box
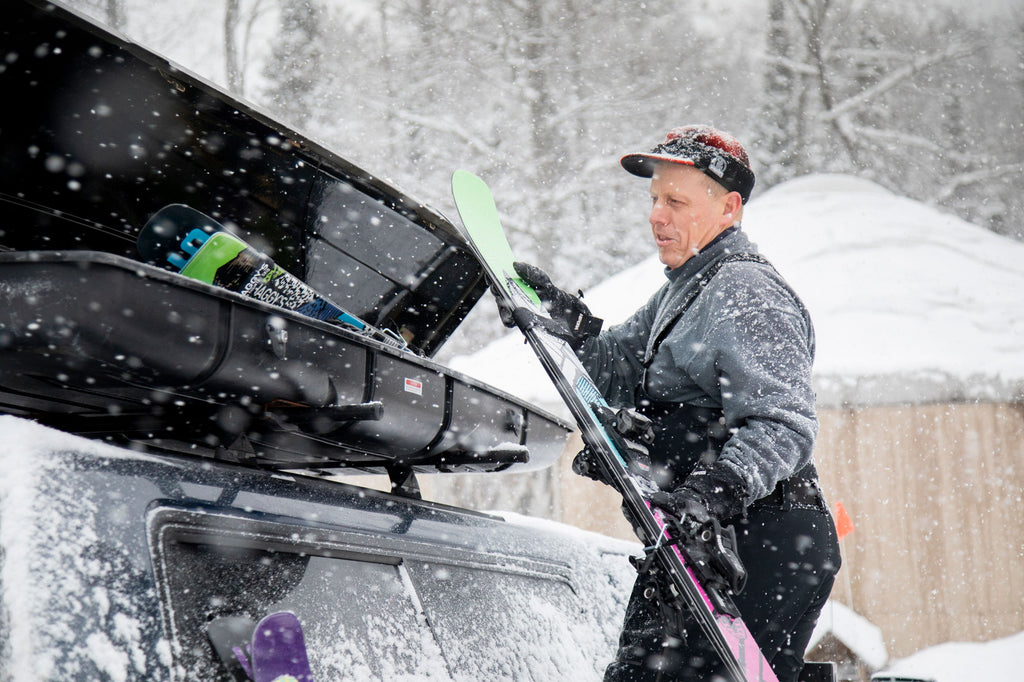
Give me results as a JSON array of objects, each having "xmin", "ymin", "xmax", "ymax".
[
  {"xmin": 492, "ymin": 287, "xmax": 585, "ymax": 350},
  {"xmin": 510, "ymin": 262, "xmax": 603, "ymax": 350},
  {"xmin": 648, "ymin": 487, "xmax": 715, "ymax": 527},
  {"xmin": 676, "ymin": 467, "xmax": 748, "ymax": 522},
  {"xmin": 514, "ymin": 262, "xmax": 590, "ymax": 322},
  {"xmin": 648, "ymin": 467, "xmax": 750, "ymax": 596},
  {"xmin": 649, "ymin": 466, "xmax": 747, "ymax": 524},
  {"xmin": 572, "ymin": 446, "xmax": 610, "ymax": 485}
]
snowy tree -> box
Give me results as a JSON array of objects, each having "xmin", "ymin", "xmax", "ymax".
[
  {"xmin": 758, "ymin": 0, "xmax": 802, "ymax": 187},
  {"xmin": 105, "ymin": 0, "xmax": 125, "ymax": 30},
  {"xmin": 225, "ymin": 0, "xmax": 244, "ymax": 92},
  {"xmin": 262, "ymin": 0, "xmax": 326, "ymax": 129},
  {"xmin": 751, "ymin": 0, "xmax": 1023, "ymax": 238},
  {"xmin": 224, "ymin": 0, "xmax": 269, "ymax": 95}
]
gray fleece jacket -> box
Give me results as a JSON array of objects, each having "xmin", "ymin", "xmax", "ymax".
[{"xmin": 578, "ymin": 228, "xmax": 817, "ymax": 509}]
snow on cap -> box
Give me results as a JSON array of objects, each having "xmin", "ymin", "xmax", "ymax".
[{"xmin": 621, "ymin": 125, "xmax": 755, "ymax": 203}]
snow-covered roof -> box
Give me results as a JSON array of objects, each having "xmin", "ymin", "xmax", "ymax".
[
  {"xmin": 450, "ymin": 174, "xmax": 1024, "ymax": 410},
  {"xmin": 807, "ymin": 600, "xmax": 889, "ymax": 670}
]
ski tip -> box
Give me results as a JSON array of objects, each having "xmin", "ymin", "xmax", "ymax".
[
  {"xmin": 251, "ymin": 611, "xmax": 313, "ymax": 682},
  {"xmin": 137, "ymin": 203, "xmax": 222, "ymax": 263},
  {"xmin": 451, "ymin": 169, "xmax": 487, "ymax": 192}
]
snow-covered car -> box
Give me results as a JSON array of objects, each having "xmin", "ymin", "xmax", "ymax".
[
  {"xmin": 0, "ymin": 416, "xmax": 638, "ymax": 680},
  {"xmin": 0, "ymin": 1, "xmax": 643, "ymax": 679}
]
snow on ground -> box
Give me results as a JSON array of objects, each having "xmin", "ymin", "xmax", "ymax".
[
  {"xmin": 876, "ymin": 629, "xmax": 1024, "ymax": 682},
  {"xmin": 450, "ymin": 174, "xmax": 1024, "ymax": 411}
]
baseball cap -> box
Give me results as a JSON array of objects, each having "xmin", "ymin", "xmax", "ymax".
[{"xmin": 621, "ymin": 125, "xmax": 755, "ymax": 203}]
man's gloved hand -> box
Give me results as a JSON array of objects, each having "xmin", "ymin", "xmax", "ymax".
[
  {"xmin": 507, "ymin": 262, "xmax": 602, "ymax": 350},
  {"xmin": 572, "ymin": 446, "xmax": 610, "ymax": 485},
  {"xmin": 650, "ymin": 466, "xmax": 747, "ymax": 524},
  {"xmin": 648, "ymin": 487, "xmax": 715, "ymax": 527},
  {"xmin": 514, "ymin": 262, "xmax": 590, "ymax": 322},
  {"xmin": 648, "ymin": 467, "xmax": 749, "ymax": 596}
]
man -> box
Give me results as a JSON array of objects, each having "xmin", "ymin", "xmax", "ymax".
[{"xmin": 515, "ymin": 126, "xmax": 841, "ymax": 682}]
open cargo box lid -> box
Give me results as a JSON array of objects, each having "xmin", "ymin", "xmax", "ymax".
[
  {"xmin": 0, "ymin": 0, "xmax": 572, "ymax": 482},
  {"xmin": 0, "ymin": 0, "xmax": 478, "ymax": 357}
]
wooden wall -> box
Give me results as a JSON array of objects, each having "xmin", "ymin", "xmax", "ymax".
[{"xmin": 814, "ymin": 402, "xmax": 1024, "ymax": 658}]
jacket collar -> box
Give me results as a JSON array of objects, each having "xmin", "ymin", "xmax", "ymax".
[{"xmin": 664, "ymin": 226, "xmax": 746, "ymax": 283}]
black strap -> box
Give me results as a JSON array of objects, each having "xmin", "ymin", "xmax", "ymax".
[
  {"xmin": 634, "ymin": 253, "xmax": 773, "ymax": 484},
  {"xmin": 645, "ymin": 253, "xmax": 771, "ymax": 368}
]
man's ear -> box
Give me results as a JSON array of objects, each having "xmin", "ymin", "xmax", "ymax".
[{"xmin": 720, "ymin": 191, "xmax": 743, "ymax": 227}]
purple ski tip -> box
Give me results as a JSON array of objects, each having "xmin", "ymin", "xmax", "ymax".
[{"xmin": 251, "ymin": 611, "xmax": 314, "ymax": 682}]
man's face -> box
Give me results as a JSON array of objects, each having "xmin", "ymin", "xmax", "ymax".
[{"xmin": 648, "ymin": 162, "xmax": 741, "ymax": 269}]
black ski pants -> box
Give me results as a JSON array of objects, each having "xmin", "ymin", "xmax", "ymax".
[{"xmin": 603, "ymin": 499, "xmax": 841, "ymax": 682}]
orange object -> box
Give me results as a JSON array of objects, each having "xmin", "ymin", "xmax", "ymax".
[{"xmin": 834, "ymin": 501, "xmax": 855, "ymax": 540}]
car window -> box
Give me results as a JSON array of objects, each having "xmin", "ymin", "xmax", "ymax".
[
  {"xmin": 161, "ymin": 539, "xmax": 447, "ymax": 680},
  {"xmin": 405, "ymin": 562, "xmax": 589, "ymax": 681},
  {"xmin": 150, "ymin": 507, "xmax": 598, "ymax": 681}
]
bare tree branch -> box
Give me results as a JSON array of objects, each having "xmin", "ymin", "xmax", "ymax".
[
  {"xmin": 932, "ymin": 164, "xmax": 1024, "ymax": 204},
  {"xmin": 820, "ymin": 41, "xmax": 978, "ymax": 124}
]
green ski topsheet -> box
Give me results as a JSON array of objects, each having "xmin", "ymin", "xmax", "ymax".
[{"xmin": 450, "ymin": 170, "xmax": 541, "ymax": 306}]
